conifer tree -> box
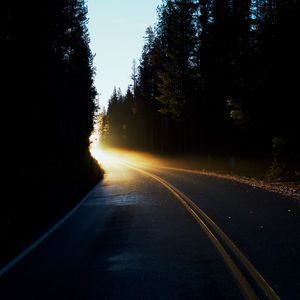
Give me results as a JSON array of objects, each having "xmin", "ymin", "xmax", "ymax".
[{"xmin": 155, "ymin": 0, "xmax": 197, "ymax": 119}]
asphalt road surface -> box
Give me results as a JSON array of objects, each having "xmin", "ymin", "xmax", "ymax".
[{"xmin": 0, "ymin": 150, "xmax": 299, "ymax": 299}]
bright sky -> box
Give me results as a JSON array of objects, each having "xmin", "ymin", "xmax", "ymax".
[{"xmin": 87, "ymin": 0, "xmax": 162, "ymax": 110}]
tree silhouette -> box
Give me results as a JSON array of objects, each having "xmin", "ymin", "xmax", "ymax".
[
  {"xmin": 102, "ymin": 0, "xmax": 299, "ymax": 178},
  {"xmin": 2, "ymin": 0, "xmax": 103, "ymax": 262}
]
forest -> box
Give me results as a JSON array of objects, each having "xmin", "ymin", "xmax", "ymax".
[
  {"xmin": 101, "ymin": 0, "xmax": 299, "ymax": 180},
  {"xmin": 2, "ymin": 0, "xmax": 102, "ymax": 263}
]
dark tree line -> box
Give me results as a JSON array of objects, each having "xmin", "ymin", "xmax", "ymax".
[
  {"xmin": 102, "ymin": 0, "xmax": 299, "ymax": 179},
  {"xmin": 2, "ymin": 0, "xmax": 102, "ymax": 262}
]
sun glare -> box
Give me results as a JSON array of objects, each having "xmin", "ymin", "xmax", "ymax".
[
  {"xmin": 89, "ymin": 129, "xmax": 118, "ymax": 167},
  {"xmin": 88, "ymin": 117, "xmax": 167, "ymax": 170}
]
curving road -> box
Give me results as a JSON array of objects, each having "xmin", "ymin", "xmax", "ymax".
[{"xmin": 0, "ymin": 150, "xmax": 299, "ymax": 299}]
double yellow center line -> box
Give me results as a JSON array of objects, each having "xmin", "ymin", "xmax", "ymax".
[{"xmin": 122, "ymin": 162, "xmax": 280, "ymax": 300}]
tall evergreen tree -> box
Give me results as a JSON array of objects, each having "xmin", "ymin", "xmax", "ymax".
[
  {"xmin": 155, "ymin": 0, "xmax": 197, "ymax": 119},
  {"xmin": 2, "ymin": 0, "xmax": 102, "ymax": 261}
]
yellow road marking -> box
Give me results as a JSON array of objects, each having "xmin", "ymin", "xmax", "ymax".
[
  {"xmin": 173, "ymin": 186, "xmax": 280, "ymax": 300},
  {"xmin": 122, "ymin": 162, "xmax": 280, "ymax": 300}
]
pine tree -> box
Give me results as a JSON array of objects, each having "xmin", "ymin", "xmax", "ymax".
[{"xmin": 155, "ymin": 0, "xmax": 197, "ymax": 119}]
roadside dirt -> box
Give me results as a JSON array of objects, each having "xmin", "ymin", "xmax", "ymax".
[{"xmin": 195, "ymin": 170, "xmax": 300, "ymax": 200}]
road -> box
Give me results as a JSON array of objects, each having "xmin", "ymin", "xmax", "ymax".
[{"xmin": 0, "ymin": 149, "xmax": 299, "ymax": 299}]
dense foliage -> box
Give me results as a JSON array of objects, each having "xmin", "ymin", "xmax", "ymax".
[
  {"xmin": 102, "ymin": 0, "xmax": 299, "ymax": 179},
  {"xmin": 2, "ymin": 0, "xmax": 102, "ymax": 262}
]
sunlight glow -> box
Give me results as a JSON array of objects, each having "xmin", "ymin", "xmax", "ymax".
[
  {"xmin": 89, "ymin": 124, "xmax": 119, "ymax": 167},
  {"xmin": 89, "ymin": 142, "xmax": 120, "ymax": 167},
  {"xmin": 88, "ymin": 114, "xmax": 192, "ymax": 171},
  {"xmin": 89, "ymin": 130, "xmax": 166, "ymax": 170},
  {"xmin": 89, "ymin": 113, "xmax": 167, "ymax": 169}
]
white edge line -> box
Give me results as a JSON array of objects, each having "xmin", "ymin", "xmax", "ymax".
[{"xmin": 0, "ymin": 184, "xmax": 98, "ymax": 276}]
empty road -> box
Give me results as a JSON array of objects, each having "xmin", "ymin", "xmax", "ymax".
[{"xmin": 0, "ymin": 149, "xmax": 299, "ymax": 299}]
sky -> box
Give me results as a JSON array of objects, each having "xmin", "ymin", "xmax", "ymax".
[{"xmin": 87, "ymin": 0, "xmax": 162, "ymax": 110}]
